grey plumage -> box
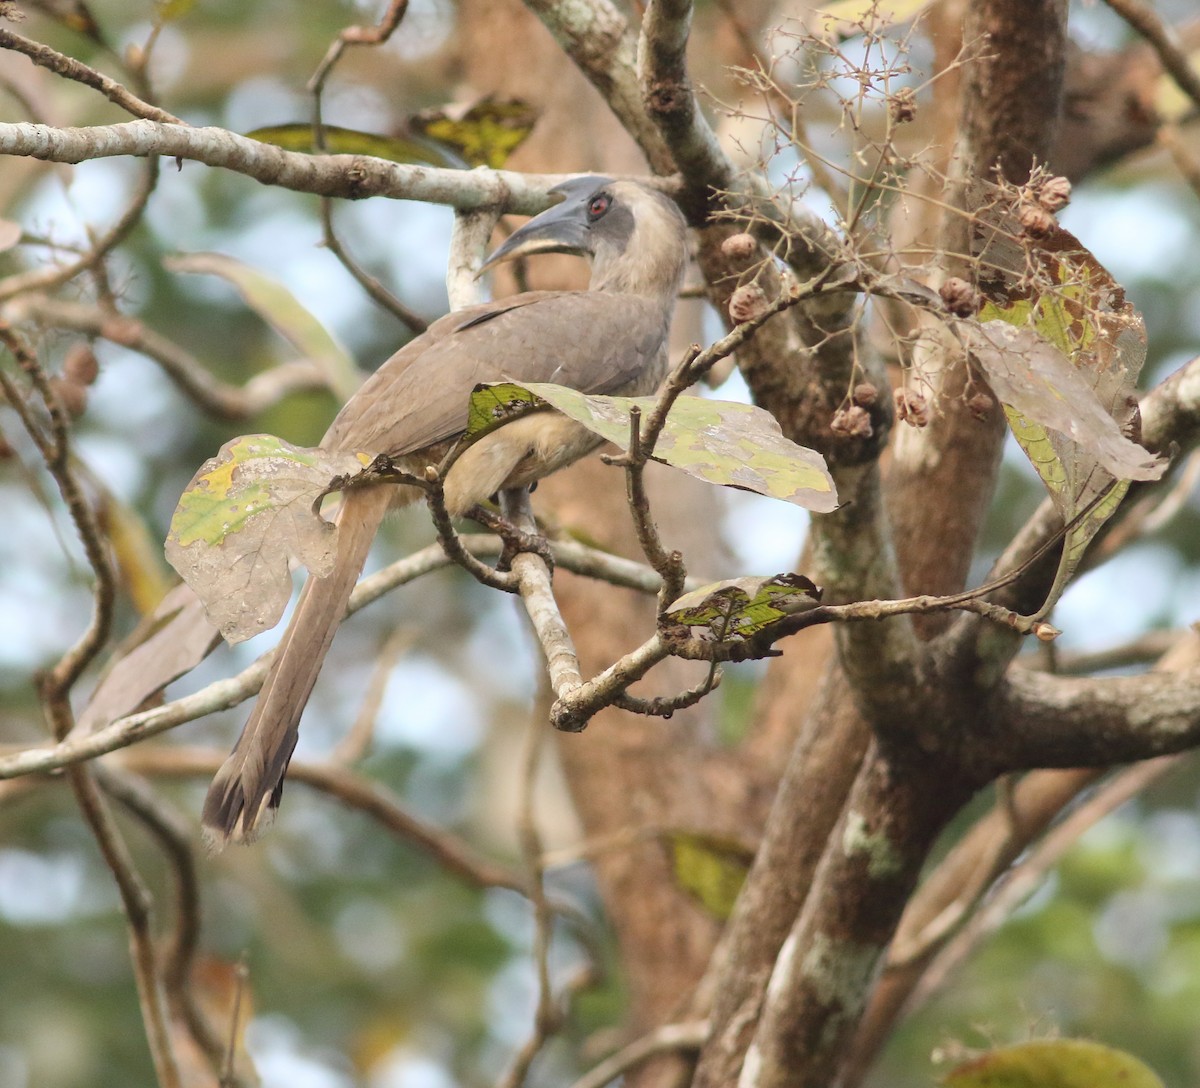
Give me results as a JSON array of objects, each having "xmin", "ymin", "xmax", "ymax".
[{"xmin": 202, "ymin": 178, "xmax": 688, "ymax": 842}]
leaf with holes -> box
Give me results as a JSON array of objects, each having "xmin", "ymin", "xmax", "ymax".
[
  {"xmin": 165, "ymin": 434, "xmax": 370, "ymax": 643},
  {"xmin": 665, "ymin": 574, "xmax": 822, "ymax": 641},
  {"xmin": 467, "ymin": 383, "xmax": 839, "ymax": 512}
]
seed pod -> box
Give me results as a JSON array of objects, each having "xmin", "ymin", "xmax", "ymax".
[
  {"xmin": 48, "ymin": 376, "xmax": 87, "ymax": 418},
  {"xmin": 967, "ymin": 391, "xmax": 995, "ymax": 421},
  {"xmin": 1037, "ymin": 175, "xmax": 1072, "ymax": 212},
  {"xmin": 830, "ymin": 404, "xmax": 873, "ymax": 438},
  {"xmin": 1018, "ymin": 203, "xmax": 1055, "ymax": 239},
  {"xmin": 889, "ymin": 86, "xmax": 917, "ymax": 124},
  {"xmin": 939, "ymin": 276, "xmax": 979, "ymax": 318},
  {"xmin": 894, "ymin": 388, "xmax": 929, "ymax": 427},
  {"xmin": 63, "ymin": 343, "xmax": 99, "ymax": 386},
  {"xmin": 852, "ymin": 382, "xmax": 878, "ymax": 407},
  {"xmin": 728, "ymin": 283, "xmax": 770, "ymax": 325},
  {"xmin": 721, "ymin": 232, "xmax": 757, "ymax": 261}
]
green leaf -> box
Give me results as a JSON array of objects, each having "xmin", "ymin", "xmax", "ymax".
[
  {"xmin": 246, "ymin": 123, "xmax": 460, "ymax": 169},
  {"xmin": 165, "ymin": 434, "xmax": 369, "ymax": 643},
  {"xmin": 664, "ymin": 831, "xmax": 755, "ymax": 921},
  {"xmin": 665, "ymin": 574, "xmax": 822, "ymax": 642},
  {"xmin": 943, "ymin": 1039, "xmax": 1165, "ymax": 1088},
  {"xmin": 154, "ymin": 0, "xmax": 197, "ymax": 23},
  {"xmin": 409, "ymin": 97, "xmax": 538, "ymax": 169},
  {"xmin": 166, "ymin": 252, "xmax": 361, "ymax": 403},
  {"xmin": 466, "ymin": 383, "xmax": 839, "ymax": 512}
]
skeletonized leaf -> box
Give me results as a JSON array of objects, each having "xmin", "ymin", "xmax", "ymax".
[
  {"xmin": 666, "ymin": 574, "xmax": 822, "ymax": 641},
  {"xmin": 944, "ymin": 1039, "xmax": 1164, "ymax": 1088},
  {"xmin": 409, "ymin": 97, "xmax": 538, "ymax": 169},
  {"xmin": 165, "ymin": 434, "xmax": 370, "ymax": 643},
  {"xmin": 466, "ymin": 383, "xmax": 839, "ymax": 512},
  {"xmin": 664, "ymin": 831, "xmax": 754, "ymax": 921},
  {"xmin": 166, "ymin": 253, "xmax": 360, "ymax": 402},
  {"xmin": 246, "ymin": 124, "xmax": 459, "ymax": 169},
  {"xmin": 968, "ymin": 321, "xmax": 1164, "ymax": 482}
]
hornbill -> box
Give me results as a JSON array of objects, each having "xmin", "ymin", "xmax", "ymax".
[{"xmin": 202, "ymin": 176, "xmax": 688, "ymax": 842}]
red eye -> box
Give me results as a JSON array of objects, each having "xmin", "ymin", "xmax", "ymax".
[{"xmin": 587, "ymin": 193, "xmax": 610, "ymax": 221}]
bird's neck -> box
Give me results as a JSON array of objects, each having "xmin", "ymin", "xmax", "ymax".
[{"xmin": 588, "ymin": 215, "xmax": 686, "ymax": 303}]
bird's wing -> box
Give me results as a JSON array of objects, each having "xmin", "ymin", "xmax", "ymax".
[{"xmin": 323, "ymin": 291, "xmax": 669, "ymax": 456}]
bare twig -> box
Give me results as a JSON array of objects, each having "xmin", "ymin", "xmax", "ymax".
[
  {"xmin": 568, "ymin": 1019, "xmax": 709, "ymax": 1088},
  {"xmin": 0, "ymin": 156, "xmax": 160, "ymax": 303},
  {"xmin": 500, "ymin": 488, "xmax": 584, "ymax": 701},
  {"xmin": 319, "ymin": 199, "xmax": 428, "ymax": 333},
  {"xmin": 495, "ymin": 689, "xmax": 562, "ymax": 1088},
  {"xmin": 1103, "ymin": 0, "xmax": 1200, "ymax": 115},
  {"xmin": 94, "ymin": 764, "xmax": 245, "ymax": 1086},
  {"xmin": 307, "ymin": 0, "xmax": 411, "ymax": 99},
  {"xmin": 0, "ymin": 27, "xmax": 185, "ymax": 124},
  {"xmin": 124, "ymin": 746, "xmax": 531, "ymax": 894},
  {"xmin": 447, "ymin": 207, "xmax": 502, "ymax": 309},
  {"xmin": 908, "ymin": 756, "xmax": 1185, "ymax": 1011},
  {"xmin": 7, "ymin": 294, "xmax": 327, "ymax": 419}
]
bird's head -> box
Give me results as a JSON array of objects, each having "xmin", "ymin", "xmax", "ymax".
[{"xmin": 480, "ymin": 176, "xmax": 687, "ymax": 298}]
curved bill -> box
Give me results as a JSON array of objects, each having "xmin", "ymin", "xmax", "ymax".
[{"xmin": 478, "ymin": 175, "xmax": 613, "ymax": 273}]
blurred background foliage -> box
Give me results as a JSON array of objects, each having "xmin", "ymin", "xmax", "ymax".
[{"xmin": 0, "ymin": 1, "xmax": 1198, "ymax": 1086}]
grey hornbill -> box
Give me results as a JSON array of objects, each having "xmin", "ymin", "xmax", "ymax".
[{"xmin": 202, "ymin": 176, "xmax": 688, "ymax": 842}]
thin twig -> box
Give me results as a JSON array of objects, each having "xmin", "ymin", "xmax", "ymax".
[
  {"xmin": 567, "ymin": 1019, "xmax": 708, "ymax": 1088},
  {"xmin": 319, "ymin": 199, "xmax": 428, "ymax": 333},
  {"xmin": 908, "ymin": 756, "xmax": 1185, "ymax": 1012},
  {"xmin": 0, "ymin": 28, "xmax": 185, "ymax": 124},
  {"xmin": 0, "ymin": 156, "xmax": 161, "ymax": 303},
  {"xmin": 495, "ymin": 688, "xmax": 561, "ymax": 1088},
  {"xmin": 7, "ymin": 294, "xmax": 327, "ymax": 419},
  {"xmin": 1103, "ymin": 0, "xmax": 1200, "ymax": 115},
  {"xmin": 95, "ymin": 765, "xmax": 245, "ymax": 1087}
]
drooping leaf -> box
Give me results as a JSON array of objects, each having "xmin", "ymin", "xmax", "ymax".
[
  {"xmin": 409, "ymin": 97, "xmax": 538, "ymax": 169},
  {"xmin": 465, "ymin": 383, "xmax": 839, "ymax": 512},
  {"xmin": 968, "ymin": 321, "xmax": 1163, "ymax": 482},
  {"xmin": 967, "ymin": 193, "xmax": 1165, "ymax": 601},
  {"xmin": 246, "ymin": 123, "xmax": 460, "ymax": 169},
  {"xmin": 101, "ymin": 490, "xmax": 175, "ymax": 616},
  {"xmin": 943, "ymin": 1039, "xmax": 1165, "ymax": 1088},
  {"xmin": 664, "ymin": 831, "xmax": 755, "ymax": 921},
  {"xmin": 77, "ymin": 583, "xmax": 219, "ymax": 732},
  {"xmin": 665, "ymin": 574, "xmax": 822, "ymax": 642},
  {"xmin": 166, "ymin": 252, "xmax": 360, "ymax": 402},
  {"xmin": 165, "ymin": 434, "xmax": 370, "ymax": 643}
]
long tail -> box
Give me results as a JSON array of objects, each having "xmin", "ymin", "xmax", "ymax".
[{"xmin": 202, "ymin": 486, "xmax": 393, "ymax": 844}]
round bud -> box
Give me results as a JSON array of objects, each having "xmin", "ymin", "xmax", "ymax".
[
  {"xmin": 48, "ymin": 376, "xmax": 87, "ymax": 418},
  {"xmin": 63, "ymin": 343, "xmax": 99, "ymax": 386},
  {"xmin": 721, "ymin": 233, "xmax": 757, "ymax": 261},
  {"xmin": 729, "ymin": 283, "xmax": 770, "ymax": 325},
  {"xmin": 939, "ymin": 276, "xmax": 979, "ymax": 318},
  {"xmin": 1018, "ymin": 203, "xmax": 1054, "ymax": 239}
]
